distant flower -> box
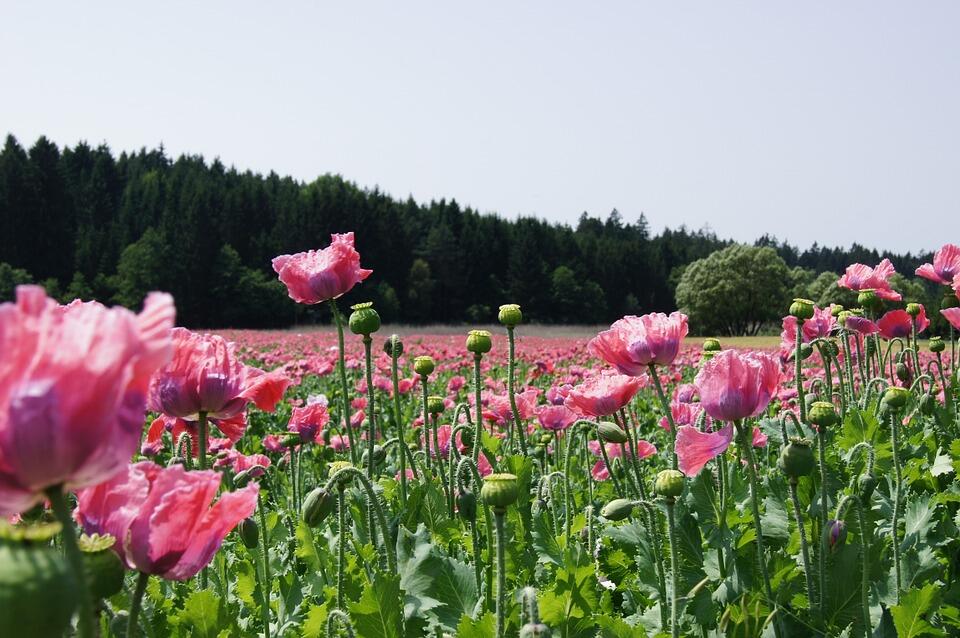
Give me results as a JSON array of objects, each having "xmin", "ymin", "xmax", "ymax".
[
  {"xmin": 916, "ymin": 244, "xmax": 960, "ymax": 285},
  {"xmin": 271, "ymin": 232, "xmax": 372, "ymax": 304},
  {"xmin": 287, "ymin": 402, "xmax": 330, "ymax": 443},
  {"xmin": 837, "ymin": 259, "xmax": 901, "ymax": 301},
  {"xmin": 535, "ymin": 404, "xmax": 578, "ymax": 431}
]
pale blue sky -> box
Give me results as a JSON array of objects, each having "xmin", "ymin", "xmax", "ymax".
[{"xmin": 2, "ymin": 2, "xmax": 957, "ymax": 253}]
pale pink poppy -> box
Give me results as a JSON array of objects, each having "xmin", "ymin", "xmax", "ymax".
[
  {"xmin": 676, "ymin": 424, "xmax": 734, "ymax": 476},
  {"xmin": 941, "ymin": 307, "xmax": 960, "ymax": 331},
  {"xmin": 536, "ymin": 404, "xmax": 578, "ymax": 431},
  {"xmin": 588, "ymin": 312, "xmax": 689, "ymax": 375},
  {"xmin": 694, "ymin": 350, "xmax": 780, "ymax": 422},
  {"xmin": 837, "ymin": 259, "xmax": 901, "ymax": 301},
  {"xmin": 564, "ymin": 374, "xmax": 645, "ymax": 417},
  {"xmin": 271, "ymin": 232, "xmax": 372, "ymax": 304},
  {"xmin": 0, "ymin": 286, "xmax": 175, "ymax": 516},
  {"xmin": 916, "ymin": 244, "xmax": 960, "ymax": 286},
  {"xmin": 142, "ymin": 413, "xmax": 247, "ymax": 457},
  {"xmin": 75, "ymin": 462, "xmax": 258, "ymax": 580},
  {"xmin": 844, "ymin": 315, "xmax": 879, "ymax": 336}
]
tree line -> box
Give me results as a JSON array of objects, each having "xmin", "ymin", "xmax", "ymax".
[{"xmin": 0, "ymin": 134, "xmax": 935, "ymax": 329}]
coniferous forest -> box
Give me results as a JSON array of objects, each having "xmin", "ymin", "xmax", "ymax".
[{"xmin": 0, "ymin": 134, "xmax": 933, "ymax": 328}]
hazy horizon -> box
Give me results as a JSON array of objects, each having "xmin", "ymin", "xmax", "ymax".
[{"xmin": 3, "ymin": 2, "xmax": 958, "ymax": 254}]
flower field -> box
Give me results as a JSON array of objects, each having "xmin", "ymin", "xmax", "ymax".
[{"xmin": 4, "ymin": 236, "xmax": 960, "ymax": 637}]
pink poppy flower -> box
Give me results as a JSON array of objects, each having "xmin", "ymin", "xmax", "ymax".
[
  {"xmin": 76, "ymin": 462, "xmax": 258, "ymax": 580},
  {"xmin": 262, "ymin": 434, "xmax": 286, "ymax": 453},
  {"xmin": 659, "ymin": 401, "xmax": 704, "ymax": 432},
  {"xmin": 878, "ymin": 308, "xmax": 929, "ymax": 340},
  {"xmin": 329, "ymin": 434, "xmax": 351, "ymax": 452},
  {"xmin": 422, "ymin": 424, "xmax": 453, "ymax": 459},
  {"xmin": 287, "ymin": 402, "xmax": 330, "ymax": 443},
  {"xmin": 546, "ymin": 383, "xmax": 574, "ymax": 406},
  {"xmin": 780, "ymin": 305, "xmax": 837, "ymax": 350},
  {"xmin": 916, "ymin": 244, "xmax": 960, "ymax": 285},
  {"xmin": 0, "ymin": 286, "xmax": 175, "ymax": 516},
  {"xmin": 694, "ymin": 350, "xmax": 780, "ymax": 422},
  {"xmin": 149, "ymin": 329, "xmax": 291, "ymax": 422},
  {"xmin": 676, "ymin": 424, "xmax": 734, "ymax": 476},
  {"xmin": 142, "ymin": 413, "xmax": 247, "ymax": 457},
  {"xmin": 844, "ymin": 315, "xmax": 879, "ymax": 336},
  {"xmin": 271, "ymin": 232, "xmax": 372, "ymax": 304},
  {"xmin": 674, "ymin": 384, "xmax": 698, "ymax": 404},
  {"xmin": 447, "ymin": 376, "xmax": 466, "ymax": 394},
  {"xmin": 837, "ymin": 259, "xmax": 901, "ymax": 301},
  {"xmin": 588, "ymin": 312, "xmax": 689, "ymax": 375},
  {"xmin": 535, "ymin": 404, "xmax": 578, "ymax": 431},
  {"xmin": 588, "ymin": 439, "xmax": 657, "ymax": 480},
  {"xmin": 564, "ymin": 374, "xmax": 645, "ymax": 417},
  {"xmin": 941, "ymin": 307, "xmax": 960, "ymax": 331},
  {"xmin": 214, "ymin": 449, "xmax": 271, "ymax": 476}
]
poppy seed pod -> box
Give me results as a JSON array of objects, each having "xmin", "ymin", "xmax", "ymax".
[
  {"xmin": 600, "ymin": 498, "xmax": 635, "ymax": 521},
  {"xmin": 883, "ymin": 386, "xmax": 911, "ymax": 409},
  {"xmin": 906, "ymin": 302, "xmax": 922, "ymax": 318},
  {"xmin": 831, "ymin": 304, "xmax": 845, "ymax": 317},
  {"xmin": 702, "ymin": 338, "xmax": 722, "ymax": 352},
  {"xmin": 654, "ymin": 469, "xmax": 685, "ymax": 499},
  {"xmin": 237, "ymin": 517, "xmax": 259, "ymax": 550},
  {"xmin": 597, "ymin": 421, "xmax": 629, "ymax": 444},
  {"xmin": 857, "ymin": 289, "xmax": 881, "ymax": 312},
  {"xmin": 930, "ymin": 336, "xmax": 946, "ymax": 353},
  {"xmin": 0, "ymin": 542, "xmax": 78, "ymax": 637},
  {"xmin": 302, "ymin": 487, "xmax": 336, "ymax": 527},
  {"xmin": 480, "ymin": 473, "xmax": 519, "ymax": 509},
  {"xmin": 799, "ymin": 343, "xmax": 814, "ymax": 360},
  {"xmin": 79, "ymin": 534, "xmax": 125, "ymax": 600},
  {"xmin": 498, "ymin": 304, "xmax": 523, "ymax": 327},
  {"xmin": 789, "ymin": 298, "xmax": 816, "ymax": 321},
  {"xmin": 413, "ymin": 355, "xmax": 435, "ymax": 377},
  {"xmin": 383, "ymin": 334, "xmax": 403, "ymax": 357},
  {"xmin": 895, "ymin": 363, "xmax": 911, "ymax": 384},
  {"xmin": 941, "ymin": 291, "xmax": 959, "ymax": 310},
  {"xmin": 466, "ymin": 330, "xmax": 493, "ymax": 355},
  {"xmin": 348, "ymin": 302, "xmax": 380, "ymax": 336},
  {"xmin": 820, "ymin": 339, "xmax": 839, "ymax": 358},
  {"xmin": 778, "ymin": 438, "xmax": 816, "ymax": 479},
  {"xmin": 807, "ymin": 401, "xmax": 838, "ymax": 428},
  {"xmin": 426, "ymin": 396, "xmax": 445, "ymax": 415}
]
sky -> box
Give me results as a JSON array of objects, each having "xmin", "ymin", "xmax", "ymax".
[{"xmin": 2, "ymin": 2, "xmax": 958, "ymax": 254}]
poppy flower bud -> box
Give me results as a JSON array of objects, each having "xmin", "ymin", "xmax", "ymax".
[
  {"xmin": 941, "ymin": 291, "xmax": 959, "ymax": 310},
  {"xmin": 348, "ymin": 302, "xmax": 381, "ymax": 336},
  {"xmin": 413, "ymin": 356, "xmax": 435, "ymax": 377},
  {"xmin": 882, "ymin": 386, "xmax": 911, "ymax": 409},
  {"xmin": 466, "ymin": 330, "xmax": 493, "ymax": 355},
  {"xmin": 920, "ymin": 391, "xmax": 936, "ymax": 415},
  {"xmin": 654, "ymin": 469, "xmax": 685, "ymax": 499},
  {"xmin": 930, "ymin": 336, "xmax": 945, "ymax": 353},
  {"xmin": 778, "ymin": 438, "xmax": 815, "ymax": 479},
  {"xmin": 480, "ymin": 473, "xmax": 519, "ymax": 509},
  {"xmin": 820, "ymin": 339, "xmax": 839, "ymax": 358},
  {"xmin": 520, "ymin": 622, "xmax": 552, "ymax": 638},
  {"xmin": 895, "ymin": 363, "xmax": 911, "ymax": 384},
  {"xmin": 702, "ymin": 338, "xmax": 722, "ymax": 352},
  {"xmin": 427, "ymin": 396, "xmax": 445, "ymax": 415},
  {"xmin": 284, "ymin": 433, "xmax": 305, "ymax": 448},
  {"xmin": 858, "ymin": 473, "xmax": 877, "ymax": 501},
  {"xmin": 799, "ymin": 343, "xmax": 814, "ymax": 360},
  {"xmin": 789, "ymin": 298, "xmax": 816, "ymax": 321},
  {"xmin": 360, "ymin": 445, "xmax": 386, "ymax": 467},
  {"xmin": 457, "ymin": 490, "xmax": 477, "ymax": 522},
  {"xmin": 596, "ymin": 421, "xmax": 628, "ymax": 444},
  {"xmin": 460, "ymin": 429, "xmax": 474, "ymax": 449},
  {"xmin": 807, "ymin": 401, "xmax": 838, "ymax": 428},
  {"xmin": 0, "ymin": 541, "xmax": 78, "ymax": 636},
  {"xmin": 384, "ymin": 334, "xmax": 403, "ymax": 357},
  {"xmin": 498, "ymin": 304, "xmax": 523, "ymax": 327},
  {"xmin": 302, "ymin": 487, "xmax": 337, "ymax": 527},
  {"xmin": 600, "ymin": 498, "xmax": 635, "ymax": 521},
  {"xmin": 831, "ymin": 305, "xmax": 845, "ymax": 317},
  {"xmin": 822, "ymin": 519, "xmax": 847, "ymax": 552},
  {"xmin": 905, "ymin": 303, "xmax": 922, "ymax": 318},
  {"xmin": 237, "ymin": 517, "xmax": 259, "ymax": 549}
]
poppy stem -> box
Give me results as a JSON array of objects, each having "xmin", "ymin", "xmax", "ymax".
[
  {"xmin": 46, "ymin": 486, "xmax": 95, "ymax": 638},
  {"xmin": 648, "ymin": 364, "xmax": 677, "ymax": 470},
  {"xmin": 126, "ymin": 571, "xmax": 149, "ymax": 638},
  {"xmin": 493, "ymin": 508, "xmax": 508, "ymax": 638},
  {"xmin": 788, "ymin": 477, "xmax": 817, "ymax": 619},
  {"xmin": 330, "ymin": 300, "xmax": 358, "ymax": 465},
  {"xmin": 336, "ymin": 485, "xmax": 347, "ymax": 609},
  {"xmin": 666, "ymin": 498, "xmax": 679, "ymax": 638},
  {"xmin": 506, "ymin": 326, "xmax": 528, "ymax": 456},
  {"xmin": 257, "ymin": 490, "xmax": 272, "ymax": 638},
  {"xmin": 389, "ymin": 346, "xmax": 407, "ymax": 504}
]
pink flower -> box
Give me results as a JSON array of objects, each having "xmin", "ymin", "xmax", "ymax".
[
  {"xmin": 878, "ymin": 308, "xmax": 928, "ymax": 340},
  {"xmin": 75, "ymin": 462, "xmax": 258, "ymax": 580},
  {"xmin": 674, "ymin": 384, "xmax": 698, "ymax": 404},
  {"xmin": 271, "ymin": 232, "xmax": 372, "ymax": 304},
  {"xmin": 676, "ymin": 424, "xmax": 734, "ymax": 476},
  {"xmin": 329, "ymin": 434, "xmax": 351, "ymax": 452},
  {"xmin": 844, "ymin": 315, "xmax": 879, "ymax": 336},
  {"xmin": 214, "ymin": 449, "xmax": 271, "ymax": 476},
  {"xmin": 143, "ymin": 413, "xmax": 247, "ymax": 457},
  {"xmin": 694, "ymin": 350, "xmax": 780, "ymax": 422},
  {"xmin": 588, "ymin": 312, "xmax": 689, "ymax": 374},
  {"xmin": 941, "ymin": 308, "xmax": 960, "ymax": 331},
  {"xmin": 564, "ymin": 374, "xmax": 645, "ymax": 417},
  {"xmin": 287, "ymin": 402, "xmax": 330, "ymax": 443},
  {"xmin": 149, "ymin": 329, "xmax": 291, "ymax": 422},
  {"xmin": 262, "ymin": 434, "xmax": 286, "ymax": 453},
  {"xmin": 916, "ymin": 244, "xmax": 960, "ymax": 285},
  {"xmin": 780, "ymin": 305, "xmax": 837, "ymax": 350},
  {"xmin": 0, "ymin": 286, "xmax": 175, "ymax": 516},
  {"xmin": 837, "ymin": 259, "xmax": 901, "ymax": 301},
  {"xmin": 588, "ymin": 439, "xmax": 657, "ymax": 480},
  {"xmin": 535, "ymin": 404, "xmax": 578, "ymax": 431}
]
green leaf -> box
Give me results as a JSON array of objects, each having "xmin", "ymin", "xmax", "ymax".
[
  {"xmin": 596, "ymin": 615, "xmax": 648, "ymax": 637},
  {"xmin": 890, "ymin": 583, "xmax": 945, "ymax": 637},
  {"xmin": 349, "ymin": 573, "xmax": 404, "ymax": 638},
  {"xmin": 931, "ymin": 447, "xmax": 954, "ymax": 477},
  {"xmin": 232, "ymin": 558, "xmax": 259, "ymax": 610},
  {"xmin": 296, "ymin": 520, "xmax": 322, "ymax": 570},
  {"xmin": 302, "ymin": 601, "xmax": 333, "ymax": 638},
  {"xmin": 428, "ymin": 556, "xmax": 480, "ymax": 631},
  {"xmin": 760, "ymin": 494, "xmax": 790, "ymax": 545},
  {"xmin": 532, "ymin": 509, "xmax": 564, "ymax": 566},
  {"xmin": 455, "ymin": 611, "xmax": 495, "ymax": 638},
  {"xmin": 172, "ymin": 590, "xmax": 230, "ymax": 638},
  {"xmin": 902, "ymin": 497, "xmax": 938, "ymax": 551},
  {"xmin": 539, "ymin": 563, "xmax": 598, "ymax": 638}
]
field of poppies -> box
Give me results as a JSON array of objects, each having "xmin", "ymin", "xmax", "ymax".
[{"xmin": 4, "ymin": 235, "xmax": 960, "ymax": 638}]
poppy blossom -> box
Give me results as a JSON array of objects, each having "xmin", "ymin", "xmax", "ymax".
[
  {"xmin": 272, "ymin": 232, "xmax": 372, "ymax": 304},
  {"xmin": 694, "ymin": 350, "xmax": 780, "ymax": 422},
  {"xmin": 916, "ymin": 244, "xmax": 960, "ymax": 286},
  {"xmin": 837, "ymin": 259, "xmax": 901, "ymax": 301},
  {"xmin": 588, "ymin": 312, "xmax": 689, "ymax": 375},
  {"xmin": 564, "ymin": 374, "xmax": 645, "ymax": 417}
]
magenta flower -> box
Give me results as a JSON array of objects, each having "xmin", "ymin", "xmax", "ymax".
[
  {"xmin": 272, "ymin": 232, "xmax": 373, "ymax": 304},
  {"xmin": 588, "ymin": 312, "xmax": 689, "ymax": 375},
  {"xmin": 0, "ymin": 286, "xmax": 175, "ymax": 516},
  {"xmin": 149, "ymin": 328, "xmax": 291, "ymax": 422},
  {"xmin": 287, "ymin": 402, "xmax": 331, "ymax": 443},
  {"xmin": 75, "ymin": 462, "xmax": 258, "ymax": 580},
  {"xmin": 675, "ymin": 424, "xmax": 734, "ymax": 476},
  {"xmin": 588, "ymin": 439, "xmax": 657, "ymax": 480},
  {"xmin": 694, "ymin": 350, "xmax": 780, "ymax": 422},
  {"xmin": 564, "ymin": 374, "xmax": 645, "ymax": 417},
  {"xmin": 941, "ymin": 308, "xmax": 960, "ymax": 331},
  {"xmin": 535, "ymin": 404, "xmax": 578, "ymax": 431},
  {"xmin": 878, "ymin": 308, "xmax": 929, "ymax": 340},
  {"xmin": 916, "ymin": 244, "xmax": 960, "ymax": 285},
  {"xmin": 837, "ymin": 259, "xmax": 901, "ymax": 301},
  {"xmin": 844, "ymin": 314, "xmax": 879, "ymax": 336}
]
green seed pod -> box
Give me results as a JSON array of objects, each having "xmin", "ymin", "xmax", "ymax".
[
  {"xmin": 905, "ymin": 302, "xmax": 922, "ymax": 317},
  {"xmin": 480, "ymin": 473, "xmax": 520, "ymax": 509},
  {"xmin": 654, "ymin": 469, "xmax": 685, "ymax": 499},
  {"xmin": 413, "ymin": 356, "xmax": 435, "ymax": 377},
  {"xmin": 457, "ymin": 490, "xmax": 477, "ymax": 522},
  {"xmin": 778, "ymin": 438, "xmax": 816, "ymax": 479},
  {"xmin": 831, "ymin": 304, "xmax": 845, "ymax": 317},
  {"xmin": 79, "ymin": 534, "xmax": 124, "ymax": 600},
  {"xmin": 0, "ymin": 543, "xmax": 78, "ymax": 638},
  {"xmin": 807, "ymin": 401, "xmax": 838, "ymax": 428},
  {"xmin": 820, "ymin": 339, "xmax": 839, "ymax": 358},
  {"xmin": 941, "ymin": 291, "xmax": 959, "ymax": 310},
  {"xmin": 857, "ymin": 289, "xmax": 881, "ymax": 312},
  {"xmin": 883, "ymin": 386, "xmax": 911, "ymax": 409},
  {"xmin": 920, "ymin": 392, "xmax": 936, "ymax": 415},
  {"xmin": 466, "ymin": 330, "xmax": 493, "ymax": 355},
  {"xmin": 799, "ymin": 343, "xmax": 814, "ymax": 360},
  {"xmin": 539, "ymin": 433, "xmax": 553, "ymax": 445},
  {"xmin": 930, "ymin": 336, "xmax": 946, "ymax": 353},
  {"xmin": 427, "ymin": 395, "xmax": 445, "ymax": 415},
  {"xmin": 348, "ymin": 302, "xmax": 381, "ymax": 336},
  {"xmin": 600, "ymin": 498, "xmax": 635, "ymax": 521},
  {"xmin": 702, "ymin": 338, "xmax": 722, "ymax": 352},
  {"xmin": 384, "ymin": 334, "xmax": 403, "ymax": 357},
  {"xmin": 302, "ymin": 487, "xmax": 337, "ymax": 527},
  {"xmin": 361, "ymin": 445, "xmax": 386, "ymax": 467},
  {"xmin": 858, "ymin": 473, "xmax": 878, "ymax": 501},
  {"xmin": 895, "ymin": 362, "xmax": 911, "ymax": 383},
  {"xmin": 597, "ymin": 421, "xmax": 628, "ymax": 444},
  {"xmin": 789, "ymin": 298, "xmax": 816, "ymax": 320},
  {"xmin": 237, "ymin": 517, "xmax": 259, "ymax": 549},
  {"xmin": 519, "ymin": 622, "xmax": 552, "ymax": 638},
  {"xmin": 498, "ymin": 304, "xmax": 523, "ymax": 327}
]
